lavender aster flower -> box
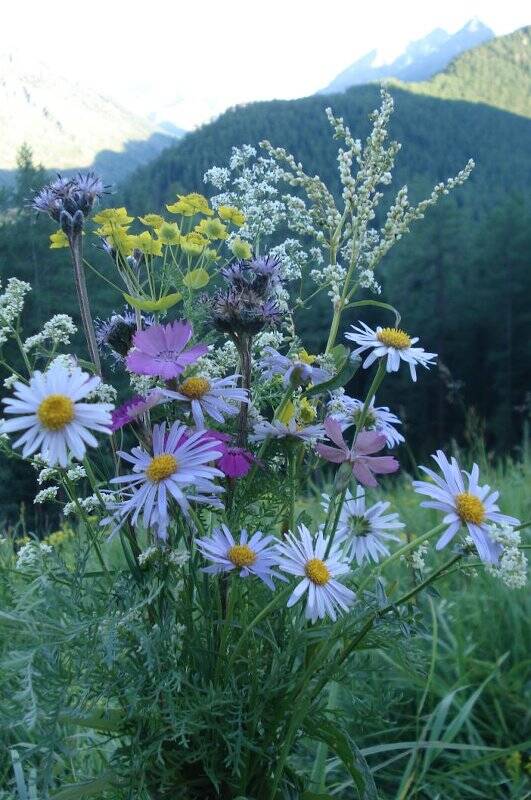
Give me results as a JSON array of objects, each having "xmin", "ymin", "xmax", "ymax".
[
  {"xmin": 196, "ymin": 524, "xmax": 283, "ymax": 589},
  {"xmin": 412, "ymin": 451, "xmax": 520, "ymax": 563},
  {"xmin": 276, "ymin": 524, "xmax": 356, "ymax": 623},
  {"xmin": 250, "ymin": 418, "xmax": 325, "ymax": 443},
  {"xmin": 163, "ymin": 374, "xmax": 248, "ymax": 429},
  {"xmin": 108, "ymin": 421, "xmax": 224, "ymax": 539},
  {"xmin": 322, "ymin": 487, "xmax": 404, "ymax": 564},
  {"xmin": 328, "ymin": 395, "xmax": 404, "ymax": 448},
  {"xmin": 126, "ymin": 321, "xmax": 208, "ymax": 380},
  {"xmin": 260, "ymin": 346, "xmax": 331, "ymax": 388},
  {"xmin": 345, "ymin": 322, "xmax": 436, "ymax": 382}
]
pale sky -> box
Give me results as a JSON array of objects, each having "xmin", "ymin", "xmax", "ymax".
[{"xmin": 3, "ymin": 0, "xmax": 529, "ymax": 128}]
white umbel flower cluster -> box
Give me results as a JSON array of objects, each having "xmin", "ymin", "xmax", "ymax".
[{"xmin": 484, "ymin": 524, "xmax": 528, "ymax": 589}]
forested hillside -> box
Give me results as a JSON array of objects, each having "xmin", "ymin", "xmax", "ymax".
[{"xmin": 0, "ymin": 27, "xmax": 530, "ymax": 525}]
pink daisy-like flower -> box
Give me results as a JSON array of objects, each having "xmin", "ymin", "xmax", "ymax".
[
  {"xmin": 315, "ymin": 417, "xmax": 399, "ymax": 488},
  {"xmin": 111, "ymin": 391, "xmax": 166, "ymax": 432},
  {"xmin": 125, "ymin": 320, "xmax": 207, "ymax": 380}
]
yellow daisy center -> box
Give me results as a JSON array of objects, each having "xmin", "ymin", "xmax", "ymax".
[
  {"xmin": 228, "ymin": 544, "xmax": 257, "ymax": 568},
  {"xmin": 305, "ymin": 557, "xmax": 330, "ymax": 586},
  {"xmin": 37, "ymin": 394, "xmax": 75, "ymax": 430},
  {"xmin": 179, "ymin": 376, "xmax": 211, "ymax": 399},
  {"xmin": 455, "ymin": 492, "xmax": 485, "ymax": 525},
  {"xmin": 376, "ymin": 327, "xmax": 412, "ymax": 350},
  {"xmin": 146, "ymin": 453, "xmax": 178, "ymax": 482}
]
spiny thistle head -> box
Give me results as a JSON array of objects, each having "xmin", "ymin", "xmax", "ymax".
[
  {"xmin": 95, "ymin": 309, "xmax": 153, "ymax": 363},
  {"xmin": 32, "ymin": 172, "xmax": 108, "ymax": 236}
]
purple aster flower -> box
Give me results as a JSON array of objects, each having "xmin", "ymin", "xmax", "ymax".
[
  {"xmin": 315, "ymin": 417, "xmax": 399, "ymax": 488},
  {"xmin": 111, "ymin": 391, "xmax": 166, "ymax": 432},
  {"xmin": 163, "ymin": 374, "xmax": 248, "ymax": 429},
  {"xmin": 107, "ymin": 421, "xmax": 224, "ymax": 539},
  {"xmin": 276, "ymin": 524, "xmax": 356, "ymax": 623},
  {"xmin": 260, "ymin": 347, "xmax": 331, "ymax": 389},
  {"xmin": 322, "ymin": 487, "xmax": 404, "ymax": 564},
  {"xmin": 126, "ymin": 320, "xmax": 208, "ymax": 380},
  {"xmin": 250, "ymin": 418, "xmax": 326, "ymax": 443},
  {"xmin": 196, "ymin": 524, "xmax": 284, "ymax": 589},
  {"xmin": 412, "ymin": 451, "xmax": 520, "ymax": 563},
  {"xmin": 328, "ymin": 395, "xmax": 404, "ymax": 448}
]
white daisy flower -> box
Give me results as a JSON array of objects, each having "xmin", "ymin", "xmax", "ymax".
[
  {"xmin": 412, "ymin": 451, "xmax": 520, "ymax": 563},
  {"xmin": 196, "ymin": 524, "xmax": 284, "ymax": 589},
  {"xmin": 249, "ymin": 418, "xmax": 325, "ymax": 443},
  {"xmin": 1, "ymin": 363, "xmax": 113, "ymax": 467},
  {"xmin": 328, "ymin": 395, "xmax": 404, "ymax": 448},
  {"xmin": 163, "ymin": 374, "xmax": 248, "ymax": 429},
  {"xmin": 345, "ymin": 322, "xmax": 436, "ymax": 381},
  {"xmin": 322, "ymin": 487, "xmax": 404, "ymax": 564},
  {"xmin": 276, "ymin": 524, "xmax": 355, "ymax": 623},
  {"xmin": 108, "ymin": 422, "xmax": 224, "ymax": 540}
]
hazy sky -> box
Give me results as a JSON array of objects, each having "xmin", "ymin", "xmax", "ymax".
[{"xmin": 4, "ymin": 1, "xmax": 529, "ymax": 128}]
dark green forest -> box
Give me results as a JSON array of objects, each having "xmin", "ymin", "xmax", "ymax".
[{"xmin": 0, "ymin": 29, "xmax": 530, "ymax": 527}]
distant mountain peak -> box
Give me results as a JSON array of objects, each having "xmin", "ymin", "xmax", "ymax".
[{"xmin": 320, "ymin": 19, "xmax": 495, "ymax": 94}]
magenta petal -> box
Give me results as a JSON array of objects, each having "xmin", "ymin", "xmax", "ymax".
[
  {"xmin": 352, "ymin": 460, "xmax": 378, "ymax": 487},
  {"xmin": 315, "ymin": 443, "xmax": 348, "ymax": 464},
  {"xmin": 218, "ymin": 449, "xmax": 254, "ymax": 478},
  {"xmin": 355, "ymin": 430, "xmax": 387, "ymax": 455},
  {"xmin": 324, "ymin": 416, "xmax": 347, "ymax": 449},
  {"xmin": 365, "ymin": 455, "xmax": 399, "ymax": 474}
]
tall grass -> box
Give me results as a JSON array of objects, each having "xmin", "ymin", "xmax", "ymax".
[{"xmin": 1, "ymin": 454, "xmax": 529, "ymax": 799}]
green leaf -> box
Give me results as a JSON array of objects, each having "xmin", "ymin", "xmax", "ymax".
[
  {"xmin": 58, "ymin": 707, "xmax": 125, "ymax": 732},
  {"xmin": 123, "ymin": 292, "xmax": 182, "ymax": 312},
  {"xmin": 345, "ymin": 299, "xmax": 401, "ymax": 326},
  {"xmin": 304, "ymin": 351, "xmax": 361, "ymax": 398},
  {"xmin": 10, "ymin": 750, "xmax": 28, "ymax": 800},
  {"xmin": 50, "ymin": 773, "xmax": 118, "ymax": 799},
  {"xmin": 304, "ymin": 719, "xmax": 379, "ymax": 799},
  {"xmin": 183, "ymin": 267, "xmax": 210, "ymax": 289}
]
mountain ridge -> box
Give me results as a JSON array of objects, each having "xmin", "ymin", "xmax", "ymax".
[
  {"xmin": 0, "ymin": 52, "xmax": 178, "ymax": 186},
  {"xmin": 320, "ymin": 19, "xmax": 494, "ymax": 93}
]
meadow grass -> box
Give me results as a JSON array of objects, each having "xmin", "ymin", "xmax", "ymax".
[{"xmin": 1, "ymin": 454, "xmax": 529, "ymax": 799}]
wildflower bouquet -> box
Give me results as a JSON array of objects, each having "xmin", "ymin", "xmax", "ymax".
[{"xmin": 1, "ymin": 89, "xmax": 527, "ymax": 798}]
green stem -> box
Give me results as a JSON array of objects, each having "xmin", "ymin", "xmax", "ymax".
[
  {"xmin": 68, "ymin": 233, "xmax": 101, "ymax": 374},
  {"xmin": 62, "ymin": 474, "xmax": 111, "ymax": 584}
]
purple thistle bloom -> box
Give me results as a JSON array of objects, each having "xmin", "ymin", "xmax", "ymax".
[
  {"xmin": 32, "ymin": 172, "xmax": 107, "ymax": 227},
  {"xmin": 95, "ymin": 309, "xmax": 153, "ymax": 364},
  {"xmin": 126, "ymin": 320, "xmax": 208, "ymax": 380},
  {"xmin": 111, "ymin": 391, "xmax": 166, "ymax": 432},
  {"xmin": 316, "ymin": 417, "xmax": 399, "ymax": 488}
]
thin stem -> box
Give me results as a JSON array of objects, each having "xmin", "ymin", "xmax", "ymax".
[
  {"xmin": 236, "ymin": 334, "xmax": 252, "ymax": 448},
  {"xmin": 68, "ymin": 233, "xmax": 102, "ymax": 374}
]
